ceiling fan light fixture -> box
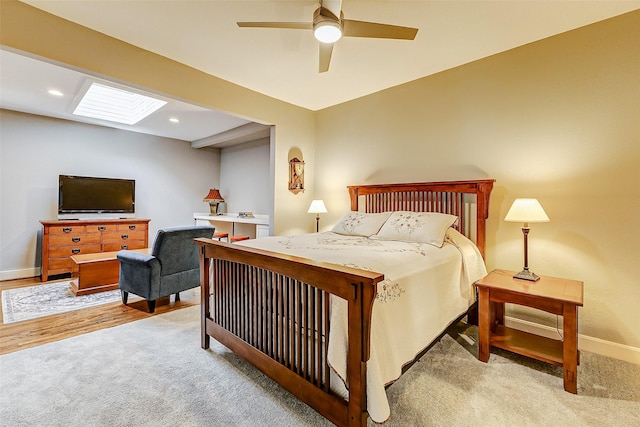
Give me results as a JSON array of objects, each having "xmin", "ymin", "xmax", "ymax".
[
  {"xmin": 237, "ymin": 5, "xmax": 417, "ymax": 73},
  {"xmin": 314, "ymin": 21, "xmax": 342, "ymax": 43}
]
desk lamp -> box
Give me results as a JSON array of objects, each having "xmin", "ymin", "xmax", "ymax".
[
  {"xmin": 307, "ymin": 200, "xmax": 328, "ymax": 232},
  {"xmin": 505, "ymin": 198, "xmax": 550, "ymax": 281},
  {"xmin": 203, "ymin": 189, "xmax": 225, "ymax": 215}
]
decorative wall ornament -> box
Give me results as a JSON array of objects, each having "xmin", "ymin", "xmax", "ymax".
[{"xmin": 288, "ymin": 157, "xmax": 304, "ymax": 194}]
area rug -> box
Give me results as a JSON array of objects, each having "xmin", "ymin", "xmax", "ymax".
[{"xmin": 1, "ymin": 281, "xmax": 121, "ymax": 324}]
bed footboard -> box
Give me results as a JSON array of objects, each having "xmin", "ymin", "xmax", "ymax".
[{"xmin": 196, "ymin": 238, "xmax": 383, "ymax": 427}]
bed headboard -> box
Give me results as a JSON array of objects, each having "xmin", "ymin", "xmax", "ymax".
[{"xmin": 347, "ymin": 180, "xmax": 495, "ymax": 258}]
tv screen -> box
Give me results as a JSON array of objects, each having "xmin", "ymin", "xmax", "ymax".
[{"xmin": 58, "ymin": 175, "xmax": 135, "ymax": 214}]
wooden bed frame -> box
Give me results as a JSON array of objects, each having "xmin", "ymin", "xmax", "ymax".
[{"xmin": 196, "ymin": 179, "xmax": 494, "ymax": 426}]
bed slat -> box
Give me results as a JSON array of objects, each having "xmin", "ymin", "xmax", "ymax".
[{"xmin": 210, "ymin": 258, "xmax": 334, "ymax": 390}]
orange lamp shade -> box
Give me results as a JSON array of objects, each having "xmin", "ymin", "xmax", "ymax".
[{"xmin": 203, "ymin": 189, "xmax": 224, "ymax": 203}]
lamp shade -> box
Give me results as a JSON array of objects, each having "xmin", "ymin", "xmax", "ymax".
[
  {"xmin": 203, "ymin": 188, "xmax": 224, "ymax": 202},
  {"xmin": 504, "ymin": 198, "xmax": 549, "ymax": 223},
  {"xmin": 307, "ymin": 200, "xmax": 328, "ymax": 214}
]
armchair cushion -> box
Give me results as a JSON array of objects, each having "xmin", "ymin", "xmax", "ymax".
[{"xmin": 152, "ymin": 226, "xmax": 208, "ymax": 276}]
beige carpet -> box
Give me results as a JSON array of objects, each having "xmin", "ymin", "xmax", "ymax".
[{"xmin": 1, "ymin": 306, "xmax": 638, "ymax": 426}]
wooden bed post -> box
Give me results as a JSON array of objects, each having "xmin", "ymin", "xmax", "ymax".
[
  {"xmin": 347, "ymin": 280, "xmax": 376, "ymax": 426},
  {"xmin": 349, "ymin": 187, "xmax": 359, "ymax": 211},
  {"xmin": 199, "ymin": 243, "xmax": 210, "ymax": 350},
  {"xmin": 475, "ymin": 180, "xmax": 494, "ymax": 260}
]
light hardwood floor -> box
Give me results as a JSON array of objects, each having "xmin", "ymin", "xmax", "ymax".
[{"xmin": 0, "ymin": 276, "xmax": 199, "ymax": 355}]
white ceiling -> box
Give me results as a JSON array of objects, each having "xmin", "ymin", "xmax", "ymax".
[
  {"xmin": 2, "ymin": 1, "xmax": 639, "ymax": 141},
  {"xmin": 0, "ymin": 49, "xmax": 255, "ymax": 143}
]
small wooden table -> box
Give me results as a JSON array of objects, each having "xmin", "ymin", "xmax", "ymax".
[
  {"xmin": 70, "ymin": 248, "xmax": 150, "ymax": 296},
  {"xmin": 475, "ymin": 269, "xmax": 584, "ymax": 393}
]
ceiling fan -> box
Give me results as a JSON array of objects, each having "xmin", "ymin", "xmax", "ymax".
[{"xmin": 237, "ymin": 0, "xmax": 418, "ymax": 73}]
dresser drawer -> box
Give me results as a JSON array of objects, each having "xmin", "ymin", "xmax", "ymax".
[
  {"xmin": 48, "ymin": 225, "xmax": 87, "ymax": 235},
  {"xmin": 102, "ymin": 230, "xmax": 146, "ymax": 243},
  {"xmin": 49, "ymin": 244, "xmax": 102, "ymax": 258},
  {"xmin": 103, "ymin": 240, "xmax": 147, "ymax": 252},
  {"xmin": 49, "ymin": 233, "xmax": 102, "ymax": 247},
  {"xmin": 118, "ymin": 222, "xmax": 147, "ymax": 232},
  {"xmin": 87, "ymin": 224, "xmax": 118, "ymax": 233},
  {"xmin": 48, "ymin": 257, "xmax": 75, "ymax": 272}
]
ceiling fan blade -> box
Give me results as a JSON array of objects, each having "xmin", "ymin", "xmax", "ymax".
[
  {"xmin": 318, "ymin": 42, "xmax": 334, "ymax": 73},
  {"xmin": 237, "ymin": 22, "xmax": 312, "ymax": 30},
  {"xmin": 321, "ymin": 0, "xmax": 343, "ymax": 19},
  {"xmin": 342, "ymin": 20, "xmax": 418, "ymax": 40}
]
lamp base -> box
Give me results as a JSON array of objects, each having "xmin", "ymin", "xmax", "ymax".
[{"xmin": 513, "ymin": 268, "xmax": 540, "ymax": 282}]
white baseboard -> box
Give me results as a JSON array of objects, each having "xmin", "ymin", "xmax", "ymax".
[
  {"xmin": 505, "ymin": 316, "xmax": 640, "ymax": 366},
  {"xmin": 0, "ymin": 267, "xmax": 41, "ymax": 282}
]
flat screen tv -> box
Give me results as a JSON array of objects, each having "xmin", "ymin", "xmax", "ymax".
[{"xmin": 58, "ymin": 175, "xmax": 135, "ymax": 217}]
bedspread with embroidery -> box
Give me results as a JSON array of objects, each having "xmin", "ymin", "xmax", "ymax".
[{"xmin": 237, "ymin": 230, "xmax": 486, "ymax": 423}]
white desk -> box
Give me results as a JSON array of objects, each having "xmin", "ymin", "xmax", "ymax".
[{"xmin": 193, "ymin": 213, "xmax": 270, "ymax": 239}]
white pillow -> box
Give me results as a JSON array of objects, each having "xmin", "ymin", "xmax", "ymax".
[
  {"xmin": 371, "ymin": 211, "xmax": 458, "ymax": 247},
  {"xmin": 331, "ymin": 211, "xmax": 392, "ymax": 237}
]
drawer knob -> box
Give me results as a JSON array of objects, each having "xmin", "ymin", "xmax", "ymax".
[
  {"xmin": 129, "ymin": 225, "xmax": 136, "ymax": 230},
  {"xmin": 72, "ymin": 237, "xmax": 81, "ymax": 243},
  {"xmin": 121, "ymin": 234, "xmax": 128, "ymax": 239},
  {"xmin": 71, "ymin": 248, "xmax": 81, "ymax": 254},
  {"xmin": 121, "ymin": 244, "xmax": 128, "ymax": 249},
  {"xmin": 63, "ymin": 227, "xmax": 72, "ymax": 233},
  {"xmin": 98, "ymin": 226, "xmax": 107, "ymax": 231}
]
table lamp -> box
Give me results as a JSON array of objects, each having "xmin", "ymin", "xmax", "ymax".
[
  {"xmin": 504, "ymin": 198, "xmax": 550, "ymax": 281},
  {"xmin": 203, "ymin": 188, "xmax": 225, "ymax": 215},
  {"xmin": 307, "ymin": 200, "xmax": 328, "ymax": 232}
]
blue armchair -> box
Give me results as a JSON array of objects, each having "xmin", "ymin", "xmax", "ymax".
[{"xmin": 117, "ymin": 225, "xmax": 214, "ymax": 313}]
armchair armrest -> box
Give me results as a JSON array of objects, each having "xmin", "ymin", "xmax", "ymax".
[
  {"xmin": 117, "ymin": 250, "xmax": 162, "ymax": 300},
  {"xmin": 117, "ymin": 250, "xmax": 157, "ymax": 266}
]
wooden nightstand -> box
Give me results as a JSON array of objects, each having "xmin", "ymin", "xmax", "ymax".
[{"xmin": 475, "ymin": 269, "xmax": 584, "ymax": 393}]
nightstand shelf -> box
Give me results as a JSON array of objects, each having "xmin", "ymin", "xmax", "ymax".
[
  {"xmin": 475, "ymin": 269, "xmax": 583, "ymax": 393},
  {"xmin": 491, "ymin": 325, "xmax": 563, "ymax": 366}
]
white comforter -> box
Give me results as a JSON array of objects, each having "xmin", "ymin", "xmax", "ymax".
[{"xmin": 237, "ymin": 229, "xmax": 486, "ymax": 423}]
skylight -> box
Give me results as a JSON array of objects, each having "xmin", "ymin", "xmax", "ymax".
[{"xmin": 73, "ymin": 82, "xmax": 167, "ymax": 125}]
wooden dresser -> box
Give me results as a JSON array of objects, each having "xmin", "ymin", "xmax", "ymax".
[{"xmin": 40, "ymin": 218, "xmax": 150, "ymax": 281}]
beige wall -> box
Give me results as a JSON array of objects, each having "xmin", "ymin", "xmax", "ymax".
[
  {"xmin": 315, "ymin": 11, "xmax": 640, "ymax": 351},
  {"xmin": 0, "ymin": 0, "xmax": 316, "ymax": 236}
]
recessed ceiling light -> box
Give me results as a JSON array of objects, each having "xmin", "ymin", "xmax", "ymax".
[
  {"xmin": 169, "ymin": 117, "xmax": 180, "ymax": 123},
  {"xmin": 48, "ymin": 89, "xmax": 64, "ymax": 97},
  {"xmin": 73, "ymin": 82, "xmax": 167, "ymax": 125}
]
